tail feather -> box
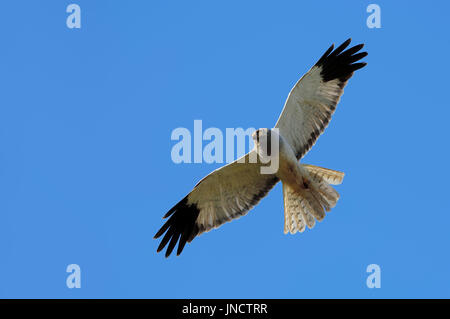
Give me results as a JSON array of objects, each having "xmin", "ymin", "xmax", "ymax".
[
  {"xmin": 293, "ymin": 211, "xmax": 306, "ymax": 233},
  {"xmin": 313, "ymin": 186, "xmax": 332, "ymax": 212},
  {"xmin": 305, "ymin": 165, "xmax": 341, "ymax": 208},
  {"xmin": 316, "ymin": 182, "xmax": 339, "ymax": 208},
  {"xmin": 283, "ymin": 165, "xmax": 344, "ymax": 234},
  {"xmin": 283, "ymin": 184, "xmax": 316, "ymax": 233},
  {"xmin": 299, "ymin": 197, "xmax": 316, "ymax": 229},
  {"xmin": 302, "ymin": 164, "xmax": 345, "ymax": 185},
  {"xmin": 303, "ymin": 190, "xmax": 325, "ymax": 221},
  {"xmin": 283, "ymin": 184, "xmax": 310, "ymax": 234},
  {"xmin": 285, "ymin": 202, "xmax": 306, "ymax": 234}
]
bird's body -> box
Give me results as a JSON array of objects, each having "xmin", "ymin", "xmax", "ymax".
[
  {"xmin": 155, "ymin": 38, "xmax": 367, "ymax": 257},
  {"xmin": 253, "ymin": 128, "xmax": 342, "ymax": 234},
  {"xmin": 271, "ymin": 130, "xmax": 303, "ymax": 187}
]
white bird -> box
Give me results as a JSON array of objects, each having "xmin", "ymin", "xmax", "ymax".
[{"xmin": 155, "ymin": 38, "xmax": 367, "ymax": 257}]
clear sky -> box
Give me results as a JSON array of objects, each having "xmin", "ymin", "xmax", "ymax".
[{"xmin": 1, "ymin": 1, "xmax": 449, "ymax": 298}]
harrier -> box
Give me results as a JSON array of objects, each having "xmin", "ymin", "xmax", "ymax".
[{"xmin": 155, "ymin": 38, "xmax": 367, "ymax": 257}]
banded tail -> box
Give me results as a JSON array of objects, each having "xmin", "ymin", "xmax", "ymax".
[{"xmin": 283, "ymin": 164, "xmax": 344, "ymax": 234}]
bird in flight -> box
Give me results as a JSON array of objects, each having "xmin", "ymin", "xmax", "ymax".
[{"xmin": 155, "ymin": 38, "xmax": 367, "ymax": 257}]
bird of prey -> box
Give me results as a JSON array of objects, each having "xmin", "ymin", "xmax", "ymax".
[{"xmin": 155, "ymin": 38, "xmax": 367, "ymax": 257}]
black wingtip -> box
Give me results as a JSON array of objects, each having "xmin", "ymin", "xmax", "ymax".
[
  {"xmin": 154, "ymin": 197, "xmax": 200, "ymax": 258},
  {"xmin": 315, "ymin": 39, "xmax": 367, "ymax": 83},
  {"xmin": 154, "ymin": 220, "xmax": 170, "ymax": 239},
  {"xmin": 331, "ymin": 38, "xmax": 352, "ymax": 57},
  {"xmin": 315, "ymin": 43, "xmax": 334, "ymax": 66}
]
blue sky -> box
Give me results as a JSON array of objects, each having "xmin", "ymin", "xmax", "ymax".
[{"xmin": 1, "ymin": 1, "xmax": 449, "ymax": 298}]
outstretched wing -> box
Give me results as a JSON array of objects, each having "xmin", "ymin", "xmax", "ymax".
[
  {"xmin": 154, "ymin": 151, "xmax": 279, "ymax": 257},
  {"xmin": 275, "ymin": 38, "xmax": 367, "ymax": 159}
]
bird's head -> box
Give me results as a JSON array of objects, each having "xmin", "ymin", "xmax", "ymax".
[{"xmin": 252, "ymin": 128, "xmax": 280, "ymax": 160}]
